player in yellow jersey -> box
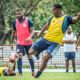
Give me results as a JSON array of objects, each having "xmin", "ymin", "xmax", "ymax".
[
  {"xmin": 0, "ymin": 67, "xmax": 8, "ymax": 76},
  {"xmin": 0, "ymin": 62, "xmax": 16, "ymax": 76},
  {"xmin": 28, "ymin": 4, "xmax": 80, "ymax": 78}
]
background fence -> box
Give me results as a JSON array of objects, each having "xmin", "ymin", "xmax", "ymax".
[{"xmin": 0, "ymin": 45, "xmax": 80, "ymax": 69}]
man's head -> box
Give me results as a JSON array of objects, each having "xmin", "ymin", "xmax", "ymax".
[
  {"xmin": 16, "ymin": 8, "xmax": 24, "ymax": 20},
  {"xmin": 53, "ymin": 4, "xmax": 62, "ymax": 17},
  {"xmin": 2, "ymin": 69, "xmax": 16, "ymax": 76},
  {"xmin": 2, "ymin": 69, "xmax": 8, "ymax": 76},
  {"xmin": 67, "ymin": 27, "xmax": 72, "ymax": 34}
]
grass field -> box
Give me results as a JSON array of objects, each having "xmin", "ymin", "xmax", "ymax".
[{"xmin": 0, "ymin": 72, "xmax": 80, "ymax": 80}]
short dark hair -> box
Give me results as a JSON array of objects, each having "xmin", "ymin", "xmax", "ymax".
[
  {"xmin": 2, "ymin": 70, "xmax": 8, "ymax": 76},
  {"xmin": 53, "ymin": 4, "xmax": 62, "ymax": 9}
]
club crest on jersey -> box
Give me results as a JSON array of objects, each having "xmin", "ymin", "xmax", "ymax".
[{"xmin": 58, "ymin": 20, "xmax": 62, "ymax": 24}]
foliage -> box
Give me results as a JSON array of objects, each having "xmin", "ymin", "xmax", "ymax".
[{"xmin": 0, "ymin": 0, "xmax": 80, "ymax": 44}]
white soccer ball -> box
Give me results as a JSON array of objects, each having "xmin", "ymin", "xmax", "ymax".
[{"xmin": 9, "ymin": 53, "xmax": 18, "ymax": 63}]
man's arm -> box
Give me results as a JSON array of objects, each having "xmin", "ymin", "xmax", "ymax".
[
  {"xmin": 37, "ymin": 23, "xmax": 49, "ymax": 38},
  {"xmin": 76, "ymin": 33, "xmax": 80, "ymax": 49},
  {"xmin": 63, "ymin": 40, "xmax": 77, "ymax": 44},
  {"xmin": 11, "ymin": 30, "xmax": 16, "ymax": 50},
  {"xmin": 11, "ymin": 30, "xmax": 16, "ymax": 43},
  {"xmin": 30, "ymin": 27, "xmax": 35, "ymax": 38},
  {"xmin": 37, "ymin": 16, "xmax": 52, "ymax": 38},
  {"xmin": 77, "ymin": 33, "xmax": 80, "ymax": 44},
  {"xmin": 11, "ymin": 21, "xmax": 16, "ymax": 49},
  {"xmin": 26, "ymin": 19, "xmax": 35, "ymax": 42},
  {"xmin": 63, "ymin": 34, "xmax": 77, "ymax": 44},
  {"xmin": 26, "ymin": 27, "xmax": 35, "ymax": 42},
  {"xmin": 72, "ymin": 12, "xmax": 80, "ymax": 23}
]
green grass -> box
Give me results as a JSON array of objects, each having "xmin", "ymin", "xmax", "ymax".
[{"xmin": 0, "ymin": 72, "xmax": 80, "ymax": 80}]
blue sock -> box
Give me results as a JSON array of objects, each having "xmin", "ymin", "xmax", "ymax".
[
  {"xmin": 34, "ymin": 71, "xmax": 42, "ymax": 78},
  {"xmin": 28, "ymin": 58, "xmax": 34, "ymax": 72},
  {"xmin": 17, "ymin": 58, "xmax": 22, "ymax": 74}
]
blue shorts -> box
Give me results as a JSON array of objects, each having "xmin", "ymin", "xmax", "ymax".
[
  {"xmin": 31, "ymin": 38, "xmax": 60, "ymax": 57},
  {"xmin": 64, "ymin": 52, "xmax": 75, "ymax": 60},
  {"xmin": 16, "ymin": 44, "xmax": 32, "ymax": 56}
]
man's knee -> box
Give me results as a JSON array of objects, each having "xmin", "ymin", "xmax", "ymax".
[
  {"xmin": 43, "ymin": 54, "xmax": 51, "ymax": 62},
  {"xmin": 27, "ymin": 54, "xmax": 32, "ymax": 59},
  {"xmin": 66, "ymin": 60, "xmax": 69, "ymax": 62},
  {"xmin": 72, "ymin": 59, "xmax": 75, "ymax": 63},
  {"xmin": 18, "ymin": 53, "xmax": 23, "ymax": 58},
  {"xmin": 28, "ymin": 48, "xmax": 36, "ymax": 55}
]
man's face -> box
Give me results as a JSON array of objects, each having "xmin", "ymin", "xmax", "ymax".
[
  {"xmin": 16, "ymin": 10, "xmax": 23, "ymax": 20},
  {"xmin": 67, "ymin": 28, "xmax": 72, "ymax": 34},
  {"xmin": 52, "ymin": 7, "xmax": 62, "ymax": 17}
]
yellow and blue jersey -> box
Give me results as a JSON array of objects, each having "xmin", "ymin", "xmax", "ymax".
[{"xmin": 44, "ymin": 15, "xmax": 73, "ymax": 45}]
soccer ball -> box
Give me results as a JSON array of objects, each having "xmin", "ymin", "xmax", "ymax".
[{"xmin": 8, "ymin": 53, "xmax": 18, "ymax": 63}]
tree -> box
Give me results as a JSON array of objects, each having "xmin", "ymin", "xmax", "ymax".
[
  {"xmin": 0, "ymin": 0, "xmax": 80, "ymax": 44},
  {"xmin": 0, "ymin": 0, "xmax": 42, "ymax": 45}
]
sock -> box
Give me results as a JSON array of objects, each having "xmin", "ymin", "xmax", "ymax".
[
  {"xmin": 34, "ymin": 71, "xmax": 42, "ymax": 78},
  {"xmin": 28, "ymin": 58, "xmax": 34, "ymax": 72},
  {"xmin": 17, "ymin": 58, "xmax": 22, "ymax": 74}
]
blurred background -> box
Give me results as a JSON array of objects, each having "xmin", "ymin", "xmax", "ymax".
[{"xmin": 0, "ymin": 0, "xmax": 80, "ymax": 72}]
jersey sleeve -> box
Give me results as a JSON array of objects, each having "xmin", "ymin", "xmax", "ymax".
[
  {"xmin": 66, "ymin": 16, "xmax": 73, "ymax": 24},
  {"xmin": 13, "ymin": 21, "xmax": 16, "ymax": 31},
  {"xmin": 28, "ymin": 19, "xmax": 33, "ymax": 28},
  {"xmin": 62, "ymin": 16, "xmax": 73, "ymax": 33},
  {"xmin": 48, "ymin": 16, "xmax": 53, "ymax": 25}
]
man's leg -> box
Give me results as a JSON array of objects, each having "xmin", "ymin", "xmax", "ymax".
[
  {"xmin": 28, "ymin": 38, "xmax": 50, "ymax": 77},
  {"xmin": 17, "ymin": 53, "xmax": 23, "ymax": 76},
  {"xmin": 35, "ymin": 52, "xmax": 40, "ymax": 60},
  {"xmin": 72, "ymin": 60, "xmax": 76, "ymax": 72},
  {"xmin": 17, "ymin": 45, "xmax": 24, "ymax": 76},
  {"xmin": 65, "ymin": 52, "xmax": 69, "ymax": 72},
  {"xmin": 28, "ymin": 48, "xmax": 37, "ymax": 55},
  {"xmin": 25, "ymin": 45, "xmax": 36, "ymax": 76},
  {"xmin": 27, "ymin": 54, "xmax": 35, "ymax": 76},
  {"xmin": 29, "ymin": 38, "xmax": 48, "ymax": 59},
  {"xmin": 12, "ymin": 62, "xmax": 16, "ymax": 71},
  {"xmin": 28, "ymin": 40, "xmax": 46, "ymax": 76},
  {"xmin": 28, "ymin": 47, "xmax": 37, "ymax": 75},
  {"xmin": 28, "ymin": 48, "xmax": 40, "ymax": 76},
  {"xmin": 34, "ymin": 42, "xmax": 60, "ymax": 78},
  {"xmin": 71, "ymin": 52, "xmax": 76, "ymax": 72},
  {"xmin": 65, "ymin": 60, "xmax": 69, "ymax": 72},
  {"xmin": 34, "ymin": 54, "xmax": 51, "ymax": 78}
]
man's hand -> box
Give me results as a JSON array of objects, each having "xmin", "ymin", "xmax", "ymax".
[
  {"xmin": 68, "ymin": 40, "xmax": 74, "ymax": 44},
  {"xmin": 63, "ymin": 40, "xmax": 75, "ymax": 44},
  {"xmin": 72, "ymin": 12, "xmax": 80, "ymax": 23},
  {"xmin": 25, "ymin": 37, "xmax": 31, "ymax": 42}
]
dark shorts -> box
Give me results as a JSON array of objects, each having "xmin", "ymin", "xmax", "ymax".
[
  {"xmin": 16, "ymin": 44, "xmax": 32, "ymax": 56},
  {"xmin": 64, "ymin": 52, "xmax": 75, "ymax": 60},
  {"xmin": 31, "ymin": 38, "xmax": 60, "ymax": 57}
]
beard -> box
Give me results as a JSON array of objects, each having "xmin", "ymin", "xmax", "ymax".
[{"xmin": 18, "ymin": 16, "xmax": 23, "ymax": 21}]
